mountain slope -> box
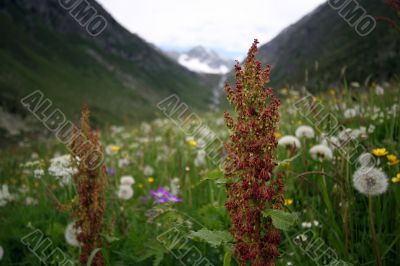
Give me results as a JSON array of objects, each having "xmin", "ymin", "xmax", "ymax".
[
  {"xmin": 0, "ymin": 0, "xmax": 212, "ymax": 127},
  {"xmin": 257, "ymin": 0, "xmax": 400, "ymax": 89}
]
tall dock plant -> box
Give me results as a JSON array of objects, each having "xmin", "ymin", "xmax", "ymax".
[
  {"xmin": 223, "ymin": 40, "xmax": 285, "ymax": 266},
  {"xmin": 70, "ymin": 105, "xmax": 108, "ymax": 266}
]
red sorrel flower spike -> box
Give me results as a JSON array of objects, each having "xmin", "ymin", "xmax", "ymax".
[
  {"xmin": 223, "ymin": 39, "xmax": 284, "ymax": 266},
  {"xmin": 70, "ymin": 105, "xmax": 107, "ymax": 266}
]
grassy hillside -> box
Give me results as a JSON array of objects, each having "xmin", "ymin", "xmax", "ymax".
[
  {"xmin": 0, "ymin": 0, "xmax": 212, "ymax": 128},
  {"xmin": 256, "ymin": 0, "xmax": 400, "ymax": 89}
]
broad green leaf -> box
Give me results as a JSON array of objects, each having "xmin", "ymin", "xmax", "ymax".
[
  {"xmin": 189, "ymin": 229, "xmax": 233, "ymax": 248},
  {"xmin": 200, "ymin": 169, "xmax": 224, "ymax": 182},
  {"xmin": 262, "ymin": 209, "xmax": 298, "ymax": 231}
]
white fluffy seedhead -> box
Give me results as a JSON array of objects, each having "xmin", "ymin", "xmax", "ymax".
[{"xmin": 353, "ymin": 167, "xmax": 388, "ymax": 196}]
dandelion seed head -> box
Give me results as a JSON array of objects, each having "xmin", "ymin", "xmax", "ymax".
[
  {"xmin": 295, "ymin": 125, "xmax": 315, "ymax": 139},
  {"xmin": 120, "ymin": 175, "xmax": 135, "ymax": 186},
  {"xmin": 117, "ymin": 185, "xmax": 134, "ymax": 200},
  {"xmin": 353, "ymin": 167, "xmax": 388, "ymax": 196},
  {"xmin": 309, "ymin": 144, "xmax": 333, "ymax": 161},
  {"xmin": 65, "ymin": 222, "xmax": 81, "ymax": 247},
  {"xmin": 143, "ymin": 165, "xmax": 154, "ymax": 176},
  {"xmin": 278, "ymin": 136, "xmax": 301, "ymax": 149}
]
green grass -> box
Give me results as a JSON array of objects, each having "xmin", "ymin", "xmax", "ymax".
[{"xmin": 0, "ymin": 82, "xmax": 399, "ymax": 265}]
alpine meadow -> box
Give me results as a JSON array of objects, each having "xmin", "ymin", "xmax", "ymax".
[{"xmin": 0, "ymin": 0, "xmax": 400, "ymax": 266}]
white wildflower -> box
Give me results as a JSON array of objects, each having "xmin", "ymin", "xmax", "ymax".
[
  {"xmin": 170, "ymin": 177, "xmax": 180, "ymax": 195},
  {"xmin": 309, "ymin": 144, "xmax": 333, "ymax": 161},
  {"xmin": 120, "ymin": 176, "xmax": 135, "ymax": 186},
  {"xmin": 375, "ymin": 85, "xmax": 384, "ymax": 95},
  {"xmin": 143, "ymin": 165, "xmax": 154, "ymax": 176},
  {"xmin": 344, "ymin": 108, "xmax": 358, "ymax": 119},
  {"xmin": 25, "ymin": 197, "xmax": 38, "ymax": 206},
  {"xmin": 338, "ymin": 128, "xmax": 353, "ymax": 142},
  {"xmin": 140, "ymin": 122, "xmax": 151, "ymax": 134},
  {"xmin": 197, "ymin": 138, "xmax": 206, "ymax": 149},
  {"xmin": 0, "ymin": 185, "xmax": 13, "ymax": 206},
  {"xmin": 65, "ymin": 222, "xmax": 81, "ymax": 247},
  {"xmin": 301, "ymin": 222, "xmax": 312, "ymax": 229},
  {"xmin": 118, "ymin": 158, "xmax": 132, "ymax": 168},
  {"xmin": 138, "ymin": 137, "xmax": 150, "ymax": 144},
  {"xmin": 278, "ymin": 136, "xmax": 301, "ymax": 149},
  {"xmin": 295, "ymin": 234, "xmax": 308, "ymax": 243},
  {"xmin": 194, "ymin": 150, "xmax": 207, "ymax": 167},
  {"xmin": 359, "ymin": 126, "xmax": 368, "ymax": 139},
  {"xmin": 110, "ymin": 125, "xmax": 124, "ymax": 135},
  {"xmin": 353, "ymin": 167, "xmax": 388, "ymax": 196},
  {"xmin": 351, "ymin": 129, "xmax": 362, "ymax": 139},
  {"xmin": 48, "ymin": 154, "xmax": 77, "ymax": 182},
  {"xmin": 117, "ymin": 185, "xmax": 134, "ymax": 200},
  {"xmin": 33, "ymin": 169, "xmax": 44, "ymax": 178},
  {"xmin": 295, "ymin": 125, "xmax": 315, "ymax": 139},
  {"xmin": 368, "ymin": 125, "xmax": 376, "ymax": 134}
]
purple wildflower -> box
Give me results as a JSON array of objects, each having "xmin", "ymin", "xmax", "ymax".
[
  {"xmin": 149, "ymin": 187, "xmax": 182, "ymax": 204},
  {"xmin": 106, "ymin": 167, "xmax": 116, "ymax": 176}
]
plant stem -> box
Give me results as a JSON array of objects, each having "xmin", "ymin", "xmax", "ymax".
[{"xmin": 368, "ymin": 196, "xmax": 382, "ymax": 266}]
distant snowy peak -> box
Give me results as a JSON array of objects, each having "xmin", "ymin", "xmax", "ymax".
[
  {"xmin": 166, "ymin": 46, "xmax": 234, "ymax": 74},
  {"xmin": 177, "ymin": 54, "xmax": 230, "ymax": 74}
]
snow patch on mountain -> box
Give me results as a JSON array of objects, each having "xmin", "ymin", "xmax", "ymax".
[{"xmin": 165, "ymin": 46, "xmax": 233, "ymax": 74}]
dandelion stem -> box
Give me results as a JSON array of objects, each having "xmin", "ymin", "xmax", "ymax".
[
  {"xmin": 295, "ymin": 171, "xmax": 331, "ymax": 179},
  {"xmin": 368, "ymin": 196, "xmax": 382, "ymax": 266}
]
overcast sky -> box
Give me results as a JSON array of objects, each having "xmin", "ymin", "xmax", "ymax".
[{"xmin": 97, "ymin": 0, "xmax": 326, "ymax": 60}]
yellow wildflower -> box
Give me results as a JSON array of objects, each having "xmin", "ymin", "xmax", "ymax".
[
  {"xmin": 387, "ymin": 154, "xmax": 400, "ymax": 166},
  {"xmin": 280, "ymin": 88, "xmax": 289, "ymax": 95},
  {"xmin": 188, "ymin": 140, "xmax": 197, "ymax": 147},
  {"xmin": 391, "ymin": 173, "xmax": 400, "ymax": 183},
  {"xmin": 186, "ymin": 137, "xmax": 197, "ymax": 147},
  {"xmin": 138, "ymin": 183, "xmax": 144, "ymax": 189},
  {"xmin": 110, "ymin": 145, "xmax": 121, "ymax": 153},
  {"xmin": 329, "ymin": 89, "xmax": 336, "ymax": 96},
  {"xmin": 284, "ymin": 198, "xmax": 294, "ymax": 206},
  {"xmin": 275, "ymin": 132, "xmax": 282, "ymax": 139},
  {"xmin": 371, "ymin": 148, "xmax": 388, "ymax": 157},
  {"xmin": 148, "ymin": 177, "xmax": 155, "ymax": 183}
]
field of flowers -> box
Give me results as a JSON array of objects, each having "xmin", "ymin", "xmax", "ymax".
[{"xmin": 0, "ymin": 45, "xmax": 399, "ymax": 266}]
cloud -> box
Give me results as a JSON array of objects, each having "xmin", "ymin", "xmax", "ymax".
[{"xmin": 97, "ymin": 0, "xmax": 326, "ymax": 59}]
